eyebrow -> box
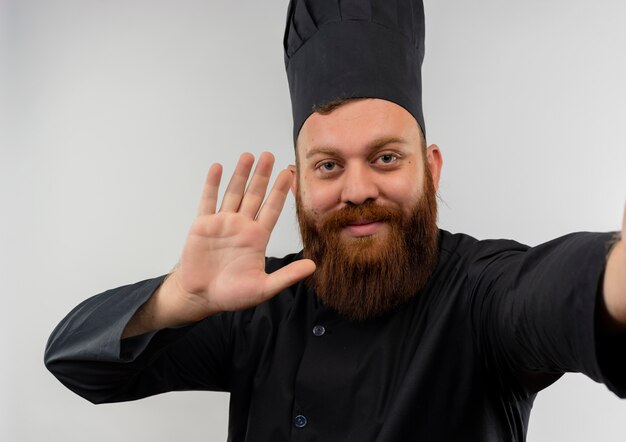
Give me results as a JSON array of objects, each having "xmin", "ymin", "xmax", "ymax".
[{"xmin": 305, "ymin": 136, "xmax": 408, "ymax": 159}]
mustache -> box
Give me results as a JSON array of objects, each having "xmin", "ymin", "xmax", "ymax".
[{"xmin": 320, "ymin": 202, "xmax": 404, "ymax": 232}]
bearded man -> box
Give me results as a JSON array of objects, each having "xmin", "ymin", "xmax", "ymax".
[
  {"xmin": 45, "ymin": 0, "xmax": 626, "ymax": 441},
  {"xmin": 295, "ymin": 99, "xmax": 440, "ymax": 322}
]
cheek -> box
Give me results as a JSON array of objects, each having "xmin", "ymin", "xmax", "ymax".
[
  {"xmin": 382, "ymin": 173, "xmax": 422, "ymax": 207},
  {"xmin": 304, "ymin": 189, "xmax": 335, "ymax": 216},
  {"xmin": 300, "ymin": 177, "xmax": 340, "ymax": 215}
]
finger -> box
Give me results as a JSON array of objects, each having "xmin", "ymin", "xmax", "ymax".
[
  {"xmin": 256, "ymin": 169, "xmax": 292, "ymax": 231},
  {"xmin": 239, "ymin": 152, "xmax": 275, "ymax": 218},
  {"xmin": 197, "ymin": 163, "xmax": 223, "ymax": 216},
  {"xmin": 220, "ymin": 153, "xmax": 255, "ymax": 212},
  {"xmin": 261, "ymin": 259, "xmax": 316, "ymax": 299}
]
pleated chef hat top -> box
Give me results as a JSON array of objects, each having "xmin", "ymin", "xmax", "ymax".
[{"xmin": 284, "ymin": 0, "xmax": 426, "ymax": 143}]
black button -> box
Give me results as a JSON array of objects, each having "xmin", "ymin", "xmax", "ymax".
[
  {"xmin": 312, "ymin": 325, "xmax": 326, "ymax": 337},
  {"xmin": 294, "ymin": 414, "xmax": 308, "ymax": 428}
]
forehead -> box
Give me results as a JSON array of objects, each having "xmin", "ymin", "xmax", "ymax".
[{"xmin": 296, "ymin": 98, "xmax": 423, "ymax": 161}]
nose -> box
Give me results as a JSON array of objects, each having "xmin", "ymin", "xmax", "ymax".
[{"xmin": 340, "ymin": 164, "xmax": 379, "ymax": 206}]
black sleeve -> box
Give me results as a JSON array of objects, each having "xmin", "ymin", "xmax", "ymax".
[
  {"xmin": 44, "ymin": 276, "xmax": 233, "ymax": 404},
  {"xmin": 468, "ymin": 231, "xmax": 626, "ymax": 398}
]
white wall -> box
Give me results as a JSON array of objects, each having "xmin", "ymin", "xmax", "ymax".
[{"xmin": 2, "ymin": 0, "xmax": 625, "ymax": 441}]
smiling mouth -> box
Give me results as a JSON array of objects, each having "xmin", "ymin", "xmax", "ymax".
[
  {"xmin": 343, "ymin": 220, "xmax": 385, "ymax": 237},
  {"xmin": 347, "ymin": 218, "xmax": 380, "ymax": 226}
]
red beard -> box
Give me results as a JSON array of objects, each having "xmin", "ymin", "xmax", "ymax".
[{"xmin": 296, "ymin": 169, "xmax": 440, "ymax": 321}]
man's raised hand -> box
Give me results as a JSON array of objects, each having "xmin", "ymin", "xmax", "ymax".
[{"xmin": 122, "ymin": 152, "xmax": 315, "ymax": 337}]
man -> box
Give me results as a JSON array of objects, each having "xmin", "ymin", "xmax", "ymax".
[{"xmin": 45, "ymin": 0, "xmax": 626, "ymax": 440}]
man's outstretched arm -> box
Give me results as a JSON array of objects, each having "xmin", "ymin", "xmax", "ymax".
[{"xmin": 601, "ymin": 203, "xmax": 626, "ymax": 331}]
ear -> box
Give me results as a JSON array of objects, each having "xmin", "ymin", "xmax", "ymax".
[
  {"xmin": 426, "ymin": 144, "xmax": 443, "ymax": 192},
  {"xmin": 287, "ymin": 164, "xmax": 298, "ymax": 197}
]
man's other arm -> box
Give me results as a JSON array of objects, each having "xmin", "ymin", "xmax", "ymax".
[
  {"xmin": 600, "ymin": 203, "xmax": 626, "ymax": 332},
  {"xmin": 122, "ymin": 153, "xmax": 314, "ymax": 338},
  {"xmin": 45, "ymin": 152, "xmax": 315, "ymax": 402}
]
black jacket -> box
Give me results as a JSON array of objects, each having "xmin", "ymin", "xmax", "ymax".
[{"xmin": 45, "ymin": 230, "xmax": 626, "ymax": 441}]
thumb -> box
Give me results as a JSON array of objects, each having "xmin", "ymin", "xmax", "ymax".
[{"xmin": 262, "ymin": 259, "xmax": 317, "ymax": 299}]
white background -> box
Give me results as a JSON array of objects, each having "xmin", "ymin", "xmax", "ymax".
[{"xmin": 2, "ymin": 0, "xmax": 625, "ymax": 440}]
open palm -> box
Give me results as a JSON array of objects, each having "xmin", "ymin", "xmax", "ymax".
[{"xmin": 175, "ymin": 152, "xmax": 315, "ymax": 317}]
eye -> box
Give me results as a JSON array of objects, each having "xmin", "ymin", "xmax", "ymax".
[
  {"xmin": 376, "ymin": 153, "xmax": 398, "ymax": 165},
  {"xmin": 317, "ymin": 161, "xmax": 337, "ymax": 171}
]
